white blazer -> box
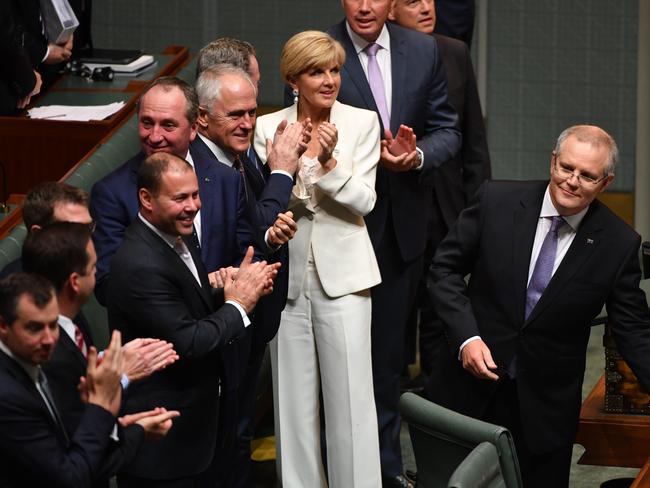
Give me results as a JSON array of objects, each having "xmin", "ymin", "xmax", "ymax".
[{"xmin": 254, "ymin": 101, "xmax": 382, "ymax": 299}]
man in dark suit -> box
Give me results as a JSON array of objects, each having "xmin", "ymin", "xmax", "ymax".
[
  {"xmin": 388, "ymin": 0, "xmax": 491, "ymax": 383},
  {"xmin": 107, "ymin": 152, "xmax": 278, "ymax": 487},
  {"xmin": 194, "ymin": 63, "xmax": 304, "ymax": 487},
  {"xmin": 0, "ymin": 0, "xmax": 41, "ymax": 115},
  {"xmin": 91, "ymin": 76, "xmax": 254, "ymax": 305},
  {"xmin": 20, "ymin": 221, "xmax": 180, "ymax": 487},
  {"xmin": 433, "ymin": 0, "xmax": 475, "ymax": 47},
  {"xmin": 329, "ymin": 2, "xmax": 461, "ymax": 484},
  {"xmin": 0, "ymin": 272, "xmax": 127, "ymax": 486},
  {"xmin": 428, "ymin": 125, "xmax": 650, "ymax": 487}
]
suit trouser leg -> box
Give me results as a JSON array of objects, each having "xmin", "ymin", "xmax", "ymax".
[
  {"xmin": 271, "ymin": 272, "xmax": 327, "ymax": 488},
  {"xmin": 372, "ymin": 232, "xmax": 423, "ymax": 477},
  {"xmin": 312, "ymin": 284, "xmax": 381, "ymax": 488},
  {"xmin": 272, "ymin": 260, "xmax": 381, "ymax": 487},
  {"xmin": 231, "ymin": 342, "xmax": 266, "ymax": 488},
  {"xmin": 483, "ymin": 379, "xmax": 572, "ymax": 488}
]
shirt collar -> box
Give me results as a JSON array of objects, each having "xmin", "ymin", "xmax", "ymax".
[
  {"xmin": 184, "ymin": 149, "xmax": 195, "ymax": 170},
  {"xmin": 345, "ymin": 21, "xmax": 391, "ymax": 55},
  {"xmin": 0, "ymin": 339, "xmax": 39, "ymax": 382},
  {"xmin": 57, "ymin": 314, "xmax": 75, "ymax": 342},
  {"xmin": 198, "ymin": 133, "xmax": 238, "ymax": 167},
  {"xmin": 540, "ymin": 186, "xmax": 589, "ymax": 231},
  {"xmin": 138, "ymin": 213, "xmax": 178, "ymax": 249}
]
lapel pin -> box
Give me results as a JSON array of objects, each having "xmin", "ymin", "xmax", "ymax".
[
  {"xmin": 204, "ymin": 177, "xmax": 211, "ymax": 182},
  {"xmin": 586, "ymin": 238, "xmax": 594, "ymax": 244}
]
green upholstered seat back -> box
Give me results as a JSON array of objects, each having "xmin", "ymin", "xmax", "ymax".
[
  {"xmin": 447, "ymin": 442, "xmax": 506, "ymax": 488},
  {"xmin": 400, "ymin": 392, "xmax": 522, "ymax": 488}
]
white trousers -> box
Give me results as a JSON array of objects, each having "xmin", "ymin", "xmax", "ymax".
[{"xmin": 271, "ymin": 259, "xmax": 381, "ymax": 488}]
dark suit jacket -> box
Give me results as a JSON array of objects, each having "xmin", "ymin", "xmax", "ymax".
[
  {"xmin": 107, "ymin": 217, "xmax": 245, "ymax": 480},
  {"xmin": 42, "ymin": 317, "xmax": 145, "ymax": 487},
  {"xmin": 431, "ymin": 33, "xmax": 490, "ymax": 234},
  {"xmin": 0, "ymin": 0, "xmax": 36, "ymax": 115},
  {"xmin": 193, "ymin": 137, "xmax": 293, "ymax": 347},
  {"xmin": 433, "ymin": 0, "xmax": 476, "ymax": 47},
  {"xmin": 328, "ymin": 20, "xmax": 461, "ymax": 263},
  {"xmin": 90, "ymin": 146, "xmax": 253, "ymax": 305},
  {"xmin": 428, "ymin": 180, "xmax": 650, "ymax": 453},
  {"xmin": 0, "ymin": 348, "xmax": 116, "ymax": 487}
]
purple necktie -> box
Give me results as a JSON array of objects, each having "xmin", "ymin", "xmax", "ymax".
[
  {"xmin": 525, "ymin": 216, "xmax": 566, "ymax": 319},
  {"xmin": 364, "ymin": 43, "xmax": 390, "ymax": 130}
]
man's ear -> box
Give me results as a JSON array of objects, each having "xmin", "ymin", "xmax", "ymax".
[
  {"xmin": 139, "ymin": 188, "xmax": 153, "ymax": 212},
  {"xmin": 388, "ymin": 0, "xmax": 397, "ymax": 20},
  {"xmin": 69, "ymin": 272, "xmax": 81, "ymax": 294},
  {"xmin": 197, "ymin": 106, "xmax": 209, "ymax": 130},
  {"xmin": 599, "ymin": 174, "xmax": 615, "ymax": 194}
]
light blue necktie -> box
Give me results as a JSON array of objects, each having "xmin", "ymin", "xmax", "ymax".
[{"xmin": 525, "ymin": 216, "xmax": 566, "ymax": 319}]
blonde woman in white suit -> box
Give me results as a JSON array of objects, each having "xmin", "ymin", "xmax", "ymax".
[{"xmin": 254, "ymin": 31, "xmax": 382, "ymax": 488}]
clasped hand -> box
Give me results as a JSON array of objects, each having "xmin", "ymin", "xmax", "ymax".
[
  {"xmin": 221, "ymin": 246, "xmax": 281, "ymax": 313},
  {"xmin": 267, "ymin": 119, "xmax": 312, "ymax": 175}
]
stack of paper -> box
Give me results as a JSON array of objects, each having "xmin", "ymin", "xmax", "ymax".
[
  {"xmin": 84, "ymin": 55, "xmax": 156, "ymax": 75},
  {"xmin": 28, "ymin": 102, "xmax": 125, "ymax": 121}
]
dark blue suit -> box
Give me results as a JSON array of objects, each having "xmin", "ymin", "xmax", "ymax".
[
  {"xmin": 328, "ymin": 19, "xmax": 461, "ymax": 476},
  {"xmin": 192, "ymin": 136, "xmax": 293, "ymax": 487},
  {"xmin": 90, "ymin": 145, "xmax": 253, "ymax": 305},
  {"xmin": 0, "ymin": 348, "xmax": 118, "ymax": 487}
]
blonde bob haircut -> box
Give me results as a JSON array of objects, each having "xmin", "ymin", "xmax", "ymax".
[{"xmin": 280, "ymin": 30, "xmax": 346, "ymax": 83}]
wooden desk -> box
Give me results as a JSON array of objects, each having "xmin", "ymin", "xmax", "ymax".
[
  {"xmin": 0, "ymin": 45, "xmax": 188, "ymax": 196},
  {"xmin": 576, "ymin": 376, "xmax": 650, "ymax": 468}
]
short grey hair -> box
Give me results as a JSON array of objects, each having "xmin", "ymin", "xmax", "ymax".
[
  {"xmin": 196, "ymin": 37, "xmax": 256, "ymax": 78},
  {"xmin": 554, "ymin": 125, "xmax": 618, "ymax": 175},
  {"xmin": 195, "ymin": 64, "xmax": 255, "ymax": 113}
]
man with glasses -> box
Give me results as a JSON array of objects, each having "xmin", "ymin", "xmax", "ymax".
[{"xmin": 427, "ymin": 125, "xmax": 650, "ymax": 488}]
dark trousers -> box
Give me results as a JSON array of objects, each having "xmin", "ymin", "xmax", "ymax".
[
  {"xmin": 483, "ymin": 379, "xmax": 573, "ymax": 488},
  {"xmin": 231, "ymin": 341, "xmax": 266, "ymax": 488},
  {"xmin": 372, "ymin": 226, "xmax": 424, "ymax": 477}
]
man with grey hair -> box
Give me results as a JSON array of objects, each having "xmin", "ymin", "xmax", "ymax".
[
  {"xmin": 91, "ymin": 76, "xmax": 257, "ymax": 305},
  {"xmin": 194, "ymin": 63, "xmax": 308, "ymax": 487},
  {"xmin": 196, "ymin": 37, "xmax": 260, "ymax": 86},
  {"xmin": 427, "ymin": 125, "xmax": 650, "ymax": 487}
]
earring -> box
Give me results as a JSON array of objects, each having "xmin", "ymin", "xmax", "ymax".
[{"xmin": 292, "ymin": 89, "xmax": 298, "ymax": 104}]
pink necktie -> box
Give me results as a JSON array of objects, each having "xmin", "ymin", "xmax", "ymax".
[{"xmin": 364, "ymin": 43, "xmax": 390, "ymax": 130}]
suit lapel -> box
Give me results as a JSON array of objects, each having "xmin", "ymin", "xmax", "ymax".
[
  {"xmin": 0, "ymin": 350, "xmax": 68, "ymax": 445},
  {"xmin": 388, "ymin": 24, "xmax": 407, "ymax": 135},
  {"xmin": 525, "ymin": 203, "xmax": 604, "ymax": 325},
  {"xmin": 190, "ymin": 141, "xmax": 217, "ymax": 262},
  {"xmin": 134, "ymin": 219, "xmax": 213, "ymax": 310},
  {"xmin": 512, "ymin": 183, "xmax": 546, "ymax": 324},
  {"xmin": 336, "ymin": 22, "xmax": 381, "ymax": 119},
  {"xmin": 58, "ymin": 333, "xmax": 87, "ymax": 367}
]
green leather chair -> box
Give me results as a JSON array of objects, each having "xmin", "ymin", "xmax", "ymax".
[
  {"xmin": 399, "ymin": 392, "xmax": 522, "ymax": 488},
  {"xmin": 447, "ymin": 442, "xmax": 506, "ymax": 488}
]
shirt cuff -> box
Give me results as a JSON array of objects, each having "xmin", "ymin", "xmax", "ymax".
[
  {"xmin": 458, "ymin": 336, "xmax": 481, "ymax": 360},
  {"xmin": 264, "ymin": 228, "xmax": 281, "ymax": 252},
  {"xmin": 412, "ymin": 147, "xmax": 424, "ymax": 171},
  {"xmin": 271, "ymin": 169, "xmax": 294, "ymax": 181},
  {"xmin": 226, "ymin": 300, "xmax": 251, "ymax": 327}
]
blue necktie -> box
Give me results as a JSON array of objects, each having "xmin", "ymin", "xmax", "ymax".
[{"xmin": 525, "ymin": 216, "xmax": 566, "ymax": 319}]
